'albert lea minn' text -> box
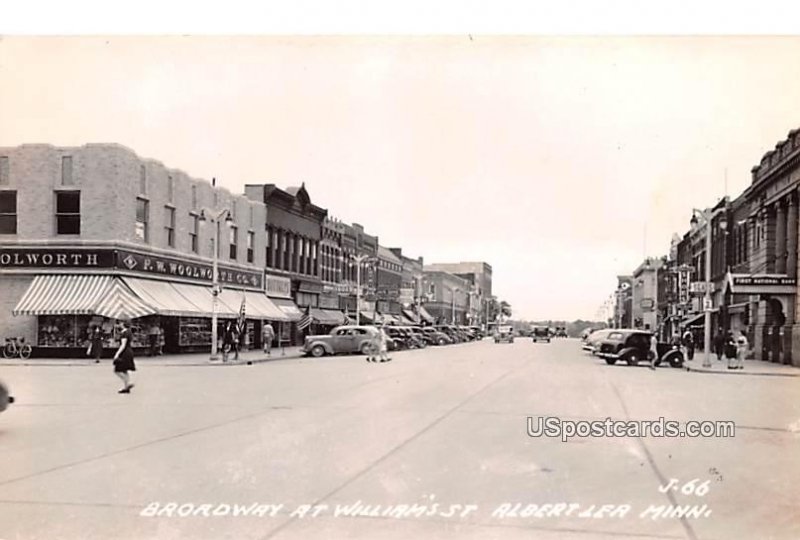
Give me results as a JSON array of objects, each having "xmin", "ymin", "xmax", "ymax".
[{"xmin": 527, "ymin": 417, "xmax": 736, "ymax": 442}]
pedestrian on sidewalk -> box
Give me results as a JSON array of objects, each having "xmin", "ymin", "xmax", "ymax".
[
  {"xmin": 262, "ymin": 322, "xmax": 275, "ymax": 356},
  {"xmin": 724, "ymin": 331, "xmax": 738, "ymax": 370},
  {"xmin": 648, "ymin": 333, "xmax": 658, "ymax": 370},
  {"xmin": 734, "ymin": 332, "xmax": 749, "ymax": 370},
  {"xmin": 89, "ymin": 325, "xmax": 103, "ymax": 363},
  {"xmin": 112, "ymin": 321, "xmax": 136, "ymax": 394},
  {"xmin": 713, "ymin": 328, "xmax": 725, "ymax": 361},
  {"xmin": 682, "ymin": 329, "xmax": 695, "ymax": 360},
  {"xmin": 366, "ymin": 328, "xmax": 378, "ymax": 363},
  {"xmin": 378, "ymin": 324, "xmax": 391, "ymax": 363}
]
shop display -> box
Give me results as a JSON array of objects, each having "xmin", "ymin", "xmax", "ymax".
[{"xmin": 179, "ymin": 317, "xmax": 212, "ymax": 347}]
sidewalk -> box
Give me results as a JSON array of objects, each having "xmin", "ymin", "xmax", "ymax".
[
  {"xmin": 684, "ymin": 356, "xmax": 800, "ymax": 377},
  {"xmin": 0, "ymin": 346, "xmax": 306, "ymax": 367}
]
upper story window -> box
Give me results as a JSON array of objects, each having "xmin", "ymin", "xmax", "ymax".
[
  {"xmin": 191, "ymin": 185, "xmax": 197, "ymax": 209},
  {"xmin": 139, "ymin": 165, "xmax": 147, "ymax": 195},
  {"xmin": 61, "ymin": 156, "xmax": 73, "ymax": 185},
  {"xmin": 167, "ymin": 175, "xmax": 174, "ymax": 203},
  {"xmin": 0, "ymin": 190, "xmax": 17, "ymax": 234},
  {"xmin": 135, "ymin": 198, "xmax": 149, "ymax": 242},
  {"xmin": 164, "ymin": 206, "xmax": 176, "ymax": 248},
  {"xmin": 247, "ymin": 231, "xmax": 254, "ymax": 263},
  {"xmin": 249, "ymin": 205, "xmax": 254, "ymax": 228},
  {"xmin": 229, "ymin": 225, "xmax": 238, "ymax": 260},
  {"xmin": 0, "ymin": 157, "xmax": 9, "ymax": 185},
  {"xmin": 55, "ymin": 191, "xmax": 80, "ymax": 235},
  {"xmin": 190, "ymin": 213, "xmax": 199, "ymax": 253}
]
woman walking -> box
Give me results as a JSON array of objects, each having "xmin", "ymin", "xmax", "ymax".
[
  {"xmin": 734, "ymin": 332, "xmax": 749, "ymax": 370},
  {"xmin": 378, "ymin": 325, "xmax": 391, "ymax": 363},
  {"xmin": 112, "ymin": 321, "xmax": 136, "ymax": 393}
]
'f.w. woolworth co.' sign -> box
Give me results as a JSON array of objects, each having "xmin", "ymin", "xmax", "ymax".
[{"xmin": 0, "ymin": 247, "xmax": 263, "ymax": 289}]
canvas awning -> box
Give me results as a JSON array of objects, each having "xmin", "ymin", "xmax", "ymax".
[
  {"xmin": 123, "ymin": 277, "xmax": 207, "ymax": 317},
  {"xmin": 13, "ymin": 275, "xmax": 156, "ymax": 320},
  {"xmin": 216, "ymin": 289, "xmax": 290, "ymax": 321},
  {"xmin": 402, "ymin": 309, "xmax": 419, "ymax": 324},
  {"xmin": 13, "ymin": 275, "xmax": 112, "ymax": 315},
  {"xmin": 418, "ymin": 306, "xmax": 434, "ymax": 323},
  {"xmin": 359, "ymin": 311, "xmax": 376, "ymax": 324},
  {"xmin": 310, "ymin": 308, "xmax": 346, "ymax": 326},
  {"xmin": 93, "ymin": 279, "xmax": 157, "ymax": 320},
  {"xmin": 171, "ymin": 283, "xmax": 238, "ymax": 317},
  {"xmin": 272, "ymin": 297, "xmax": 303, "ymax": 322},
  {"xmin": 381, "ymin": 314, "xmax": 400, "ymax": 324},
  {"xmin": 683, "ymin": 313, "xmax": 705, "ymax": 327}
]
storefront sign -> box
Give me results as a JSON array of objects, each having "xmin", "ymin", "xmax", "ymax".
[
  {"xmin": 296, "ymin": 279, "xmax": 323, "ymax": 294},
  {"xmin": 318, "ymin": 295, "xmax": 340, "ymax": 309},
  {"xmin": 265, "ymin": 274, "xmax": 292, "ymax": 298},
  {"xmin": 732, "ymin": 276, "xmax": 796, "ymax": 286},
  {"xmin": 0, "ymin": 248, "xmax": 115, "ymax": 268},
  {"xmin": 399, "ymin": 287, "xmax": 415, "ymax": 304},
  {"xmin": 116, "ymin": 250, "xmax": 262, "ymax": 289}
]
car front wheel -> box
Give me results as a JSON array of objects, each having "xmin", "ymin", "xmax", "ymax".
[{"xmin": 310, "ymin": 345, "xmax": 326, "ymax": 358}]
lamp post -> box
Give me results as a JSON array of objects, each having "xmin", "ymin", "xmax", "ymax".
[
  {"xmin": 199, "ymin": 207, "xmax": 233, "ymax": 362},
  {"xmin": 690, "ymin": 207, "xmax": 727, "ymax": 368},
  {"xmin": 350, "ymin": 254, "xmax": 374, "ymax": 325},
  {"xmin": 448, "ymin": 286, "xmax": 461, "ymax": 324}
]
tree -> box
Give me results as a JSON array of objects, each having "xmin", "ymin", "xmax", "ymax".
[{"xmin": 499, "ymin": 301, "xmax": 512, "ymax": 317}]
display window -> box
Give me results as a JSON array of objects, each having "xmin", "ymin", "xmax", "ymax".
[{"xmin": 179, "ymin": 317, "xmax": 213, "ymax": 347}]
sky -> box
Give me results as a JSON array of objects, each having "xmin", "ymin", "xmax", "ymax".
[{"xmin": 2, "ymin": 33, "xmax": 800, "ymax": 320}]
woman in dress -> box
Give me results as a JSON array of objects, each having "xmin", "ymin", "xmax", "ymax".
[
  {"xmin": 112, "ymin": 321, "xmax": 136, "ymax": 393},
  {"xmin": 89, "ymin": 326, "xmax": 104, "ymax": 363}
]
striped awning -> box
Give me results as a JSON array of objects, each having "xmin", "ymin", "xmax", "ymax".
[
  {"xmin": 13, "ymin": 275, "xmax": 114, "ymax": 316},
  {"xmin": 310, "ymin": 308, "xmax": 346, "ymax": 326},
  {"xmin": 418, "ymin": 306, "xmax": 435, "ymax": 323},
  {"xmin": 218, "ymin": 289, "xmax": 290, "ymax": 321},
  {"xmin": 272, "ymin": 297, "xmax": 303, "ymax": 322},
  {"xmin": 94, "ymin": 279, "xmax": 157, "ymax": 320},
  {"xmin": 123, "ymin": 277, "xmax": 206, "ymax": 317}
]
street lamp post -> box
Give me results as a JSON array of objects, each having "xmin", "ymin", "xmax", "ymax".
[
  {"xmin": 449, "ymin": 286, "xmax": 461, "ymax": 324},
  {"xmin": 199, "ymin": 207, "xmax": 233, "ymax": 362},
  {"xmin": 690, "ymin": 207, "xmax": 727, "ymax": 368},
  {"xmin": 350, "ymin": 254, "xmax": 374, "ymax": 326}
]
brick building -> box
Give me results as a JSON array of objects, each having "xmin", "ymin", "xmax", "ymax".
[
  {"xmin": 0, "ymin": 144, "xmax": 289, "ymax": 357},
  {"xmin": 421, "ymin": 269, "xmax": 470, "ymax": 324}
]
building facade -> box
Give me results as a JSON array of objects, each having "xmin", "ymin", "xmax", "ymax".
[
  {"xmin": 423, "ymin": 261, "xmax": 492, "ymax": 326},
  {"xmin": 421, "ymin": 269, "xmax": 470, "ymax": 324},
  {"xmin": 0, "ymin": 144, "xmax": 289, "ymax": 356}
]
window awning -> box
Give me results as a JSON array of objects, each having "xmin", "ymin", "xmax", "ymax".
[
  {"xmin": 310, "ymin": 308, "xmax": 346, "ymax": 326},
  {"xmin": 360, "ymin": 311, "xmax": 376, "ymax": 324},
  {"xmin": 272, "ymin": 297, "xmax": 303, "ymax": 321},
  {"xmin": 418, "ymin": 306, "xmax": 434, "ymax": 322},
  {"xmin": 14, "ymin": 275, "xmax": 115, "ymax": 316},
  {"xmin": 123, "ymin": 277, "xmax": 207, "ymax": 317},
  {"xmin": 171, "ymin": 283, "xmax": 238, "ymax": 317},
  {"xmin": 402, "ymin": 309, "xmax": 419, "ymax": 324},
  {"xmin": 216, "ymin": 289, "xmax": 289, "ymax": 321},
  {"xmin": 381, "ymin": 314, "xmax": 400, "ymax": 324},
  {"xmin": 683, "ymin": 313, "xmax": 705, "ymax": 327},
  {"xmin": 93, "ymin": 279, "xmax": 157, "ymax": 320}
]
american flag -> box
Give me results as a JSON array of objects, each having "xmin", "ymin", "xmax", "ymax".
[
  {"xmin": 297, "ymin": 305, "xmax": 312, "ymax": 331},
  {"xmin": 237, "ymin": 292, "xmax": 246, "ymax": 336}
]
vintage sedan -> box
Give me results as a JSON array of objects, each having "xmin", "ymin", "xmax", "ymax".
[
  {"xmin": 582, "ymin": 328, "xmax": 614, "ymax": 354},
  {"xmin": 421, "ymin": 327, "xmax": 451, "ymax": 345},
  {"xmin": 595, "ymin": 330, "xmax": 685, "ymax": 368},
  {"xmin": 302, "ymin": 325, "xmax": 380, "ymax": 358},
  {"xmin": 531, "ymin": 326, "xmax": 551, "ymax": 343}
]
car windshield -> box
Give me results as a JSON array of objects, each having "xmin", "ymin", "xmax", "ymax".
[{"xmin": 607, "ymin": 332, "xmax": 624, "ymax": 341}]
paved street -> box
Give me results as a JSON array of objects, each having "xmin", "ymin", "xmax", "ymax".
[{"xmin": 1, "ymin": 338, "xmax": 799, "ymax": 540}]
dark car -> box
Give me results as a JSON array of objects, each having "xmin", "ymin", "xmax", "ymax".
[
  {"xmin": 402, "ymin": 326, "xmax": 429, "ymax": 348},
  {"xmin": 383, "ymin": 326, "xmax": 410, "ymax": 350},
  {"xmin": 422, "ymin": 327, "xmax": 452, "ymax": 345},
  {"xmin": 435, "ymin": 325, "xmax": 463, "ymax": 343},
  {"xmin": 531, "ymin": 326, "xmax": 551, "ymax": 343},
  {"xmin": 596, "ymin": 330, "xmax": 684, "ymax": 368}
]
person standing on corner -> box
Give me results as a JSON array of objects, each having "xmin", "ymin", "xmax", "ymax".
[
  {"xmin": 724, "ymin": 331, "xmax": 738, "ymax": 370},
  {"xmin": 648, "ymin": 332, "xmax": 658, "ymax": 370},
  {"xmin": 148, "ymin": 321, "xmax": 160, "ymax": 357},
  {"xmin": 89, "ymin": 325, "xmax": 104, "ymax": 363},
  {"xmin": 262, "ymin": 322, "xmax": 275, "ymax": 356},
  {"xmin": 713, "ymin": 328, "xmax": 725, "ymax": 362},
  {"xmin": 112, "ymin": 321, "xmax": 136, "ymax": 394}
]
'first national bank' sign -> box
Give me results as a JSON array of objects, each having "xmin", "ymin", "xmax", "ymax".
[{"xmin": 0, "ymin": 247, "xmax": 263, "ymax": 289}]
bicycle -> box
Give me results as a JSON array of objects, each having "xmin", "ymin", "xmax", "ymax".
[{"xmin": 4, "ymin": 337, "xmax": 32, "ymax": 360}]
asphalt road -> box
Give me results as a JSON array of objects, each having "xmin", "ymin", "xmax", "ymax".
[{"xmin": 1, "ymin": 338, "xmax": 798, "ymax": 539}]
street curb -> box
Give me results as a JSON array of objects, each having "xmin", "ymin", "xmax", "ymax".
[
  {"xmin": 0, "ymin": 354, "xmax": 305, "ymax": 368},
  {"xmin": 684, "ymin": 365, "xmax": 800, "ymax": 378}
]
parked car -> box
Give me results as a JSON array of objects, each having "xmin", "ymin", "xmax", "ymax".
[
  {"xmin": 383, "ymin": 326, "xmax": 410, "ymax": 350},
  {"xmin": 467, "ymin": 326, "xmax": 485, "ymax": 339},
  {"xmin": 422, "ymin": 327, "xmax": 452, "ymax": 345},
  {"xmin": 582, "ymin": 329, "xmax": 614, "ymax": 354},
  {"xmin": 494, "ymin": 325, "xmax": 515, "ymax": 343},
  {"xmin": 555, "ymin": 327, "xmax": 568, "ymax": 338},
  {"xmin": 595, "ymin": 329, "xmax": 685, "ymax": 368},
  {"xmin": 0, "ymin": 380, "xmax": 13, "ymax": 413},
  {"xmin": 403, "ymin": 326, "xmax": 429, "ymax": 348},
  {"xmin": 531, "ymin": 326, "xmax": 552, "ymax": 343},
  {"xmin": 302, "ymin": 325, "xmax": 380, "ymax": 357},
  {"xmin": 435, "ymin": 325, "xmax": 463, "ymax": 343}
]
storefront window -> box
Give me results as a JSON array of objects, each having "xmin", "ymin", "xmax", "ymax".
[
  {"xmin": 179, "ymin": 317, "xmax": 213, "ymax": 347},
  {"xmin": 136, "ymin": 197, "xmax": 149, "ymax": 241}
]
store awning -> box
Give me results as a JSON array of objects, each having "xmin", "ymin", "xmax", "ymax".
[
  {"xmin": 123, "ymin": 277, "xmax": 208, "ymax": 317},
  {"xmin": 272, "ymin": 297, "xmax": 303, "ymax": 322},
  {"xmin": 381, "ymin": 314, "xmax": 400, "ymax": 324},
  {"xmin": 418, "ymin": 306, "xmax": 434, "ymax": 323},
  {"xmin": 310, "ymin": 308, "xmax": 346, "ymax": 326},
  {"xmin": 683, "ymin": 313, "xmax": 705, "ymax": 327},
  {"xmin": 216, "ymin": 289, "xmax": 290, "ymax": 321},
  {"xmin": 401, "ymin": 309, "xmax": 419, "ymax": 324},
  {"xmin": 93, "ymin": 279, "xmax": 157, "ymax": 320},
  {"xmin": 172, "ymin": 283, "xmax": 238, "ymax": 317},
  {"xmin": 359, "ymin": 311, "xmax": 376, "ymax": 324},
  {"xmin": 13, "ymin": 275, "xmax": 114, "ymax": 316}
]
